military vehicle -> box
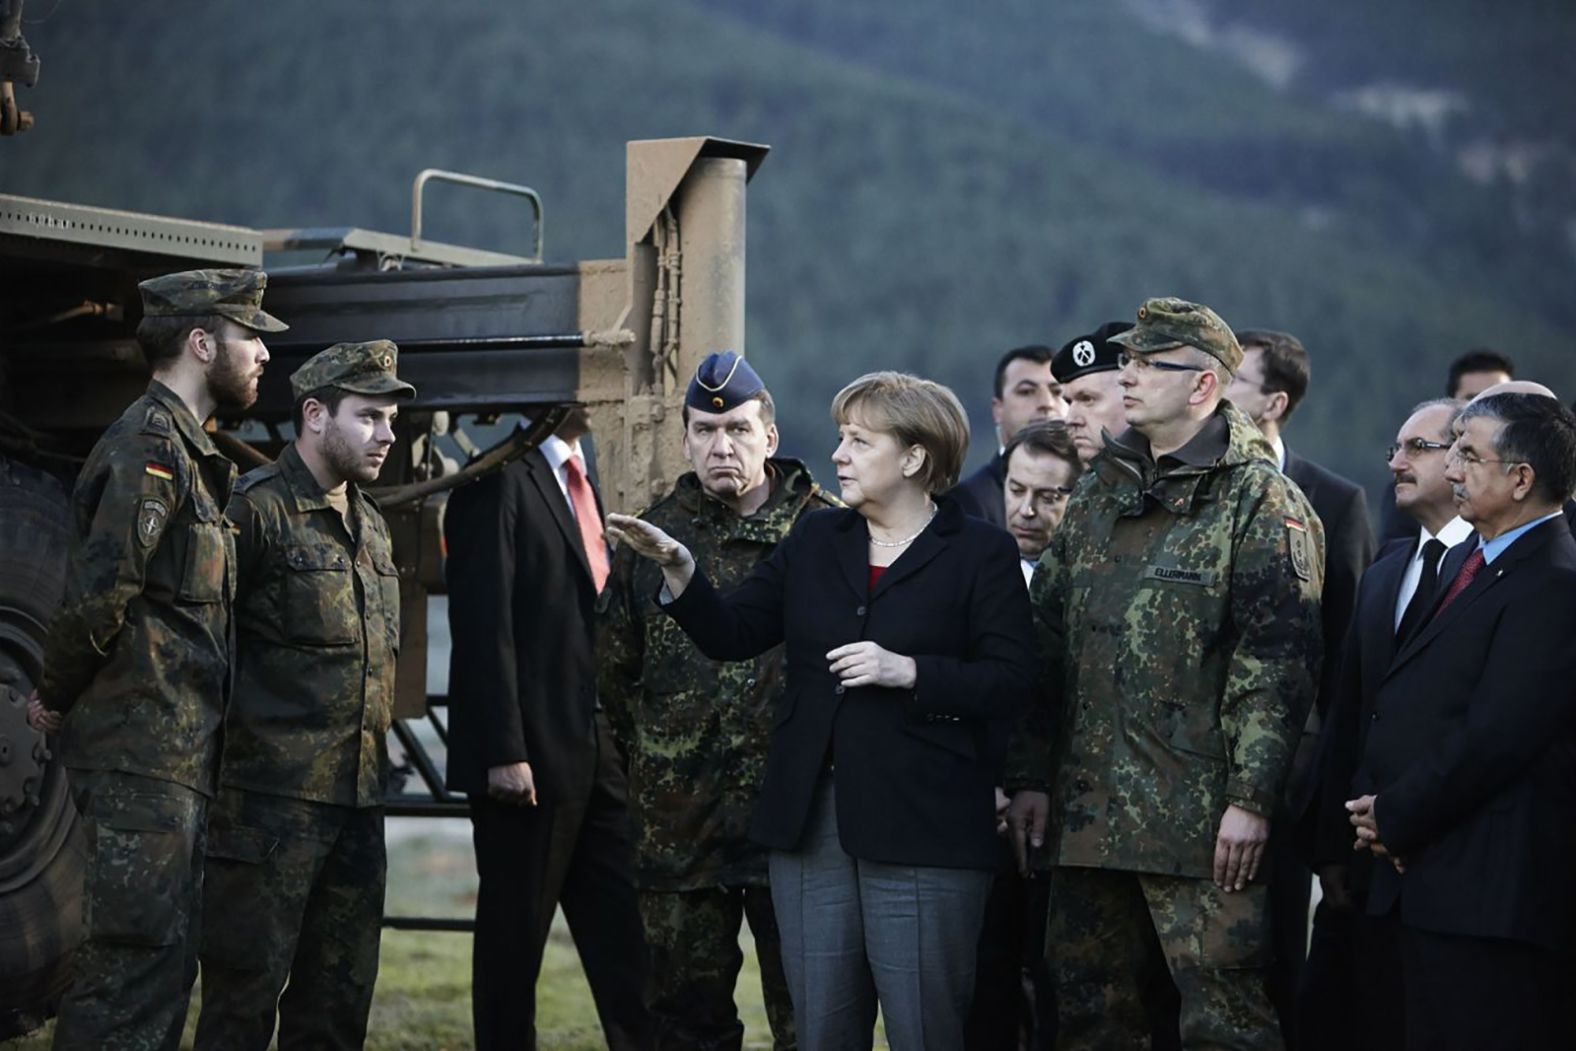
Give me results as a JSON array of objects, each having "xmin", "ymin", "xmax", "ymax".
[{"xmin": 0, "ymin": 127, "xmax": 769, "ymax": 1033}]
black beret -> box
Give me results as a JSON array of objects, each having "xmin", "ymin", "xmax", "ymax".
[{"xmin": 1051, "ymin": 321, "xmax": 1134, "ymax": 383}]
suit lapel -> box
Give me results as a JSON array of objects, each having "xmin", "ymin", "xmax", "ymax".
[
  {"xmin": 1358, "ymin": 542, "xmax": 1411, "ymax": 690},
  {"xmin": 526, "ymin": 450, "xmax": 594, "ymax": 583},
  {"xmin": 870, "ymin": 526, "xmax": 948, "ymax": 600},
  {"xmin": 832, "ymin": 509, "xmax": 870, "ymax": 599},
  {"xmin": 1386, "ymin": 521, "xmax": 1559, "ymax": 677}
]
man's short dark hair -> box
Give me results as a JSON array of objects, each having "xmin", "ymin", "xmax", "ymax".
[
  {"xmin": 1446, "ymin": 348, "xmax": 1515, "ymax": 397},
  {"xmin": 1458, "ymin": 392, "xmax": 1576, "ymax": 505},
  {"xmin": 1236, "ymin": 329, "xmax": 1310, "ymax": 420},
  {"xmin": 135, "ymin": 314, "xmax": 228, "ymax": 369},
  {"xmin": 292, "ymin": 385, "xmax": 350, "ymax": 432},
  {"xmin": 681, "ymin": 388, "xmax": 775, "ymax": 428},
  {"xmin": 1003, "ymin": 419, "xmax": 1082, "ymax": 479},
  {"xmin": 993, "ymin": 345, "xmax": 1056, "ymax": 399}
]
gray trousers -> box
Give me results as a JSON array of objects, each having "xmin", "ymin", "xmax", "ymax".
[{"xmin": 768, "ymin": 776, "xmax": 992, "ymax": 1051}]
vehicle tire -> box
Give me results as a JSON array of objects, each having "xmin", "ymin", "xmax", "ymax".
[{"xmin": 0, "ymin": 456, "xmax": 84, "ymax": 1039}]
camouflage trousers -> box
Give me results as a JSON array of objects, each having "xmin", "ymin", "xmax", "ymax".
[
  {"xmin": 51, "ymin": 769, "xmax": 206, "ymax": 1051},
  {"xmin": 639, "ymin": 885, "xmax": 796, "ymax": 1051},
  {"xmin": 1046, "ymin": 865, "xmax": 1280, "ymax": 1051},
  {"xmin": 192, "ymin": 789, "xmax": 385, "ymax": 1051}
]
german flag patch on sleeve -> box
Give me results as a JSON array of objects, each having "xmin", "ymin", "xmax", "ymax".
[
  {"xmin": 145, "ymin": 462, "xmax": 174, "ymax": 482},
  {"xmin": 1284, "ymin": 516, "xmax": 1311, "ymax": 582}
]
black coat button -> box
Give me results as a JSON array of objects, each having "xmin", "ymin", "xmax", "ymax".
[
  {"xmin": 834, "ymin": 684, "xmax": 846, "ymax": 696},
  {"xmin": 856, "ymin": 605, "xmax": 867, "ymax": 616}
]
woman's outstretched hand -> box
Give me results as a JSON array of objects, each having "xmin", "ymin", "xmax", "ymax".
[{"xmin": 606, "ymin": 513, "xmax": 697, "ymax": 596}]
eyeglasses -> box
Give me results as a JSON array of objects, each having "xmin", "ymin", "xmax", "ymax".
[
  {"xmin": 1447, "ymin": 446, "xmax": 1524, "ymax": 469},
  {"xmin": 1385, "ymin": 438, "xmax": 1451, "ymax": 461},
  {"xmin": 1115, "ymin": 351, "xmax": 1204, "ymax": 374}
]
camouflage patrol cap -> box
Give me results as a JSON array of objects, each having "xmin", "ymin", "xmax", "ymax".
[
  {"xmin": 1052, "ymin": 321, "xmax": 1133, "ymax": 384},
  {"xmin": 290, "ymin": 340, "xmax": 417, "ymax": 402},
  {"xmin": 1107, "ymin": 296, "xmax": 1242, "ymax": 373},
  {"xmin": 138, "ymin": 268, "xmax": 288, "ymax": 333},
  {"xmin": 686, "ymin": 350, "xmax": 766, "ymax": 413}
]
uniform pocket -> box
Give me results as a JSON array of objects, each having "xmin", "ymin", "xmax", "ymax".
[
  {"xmin": 281, "ymin": 543, "xmax": 359, "ymax": 645},
  {"xmin": 372, "ymin": 553, "xmax": 402, "ymax": 654},
  {"xmin": 85, "ymin": 796, "xmax": 194, "ymax": 947},
  {"xmin": 179, "ymin": 520, "xmax": 229, "ymax": 604},
  {"xmin": 200, "ymin": 825, "xmax": 282, "ymax": 967}
]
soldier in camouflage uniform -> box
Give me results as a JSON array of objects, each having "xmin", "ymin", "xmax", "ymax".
[
  {"xmin": 1005, "ymin": 298, "xmax": 1324, "ymax": 1051},
  {"xmin": 26, "ymin": 269, "xmax": 284, "ymax": 1051},
  {"xmin": 191, "ymin": 342, "xmax": 414, "ymax": 1050},
  {"xmin": 598, "ymin": 352, "xmax": 835, "ymax": 1051}
]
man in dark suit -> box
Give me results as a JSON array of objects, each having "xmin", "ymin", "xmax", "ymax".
[
  {"xmin": 952, "ymin": 344, "xmax": 1062, "ymax": 526},
  {"xmin": 445, "ymin": 407, "xmax": 650, "ymax": 1050},
  {"xmin": 1227, "ymin": 328, "xmax": 1375, "ymax": 1041},
  {"xmin": 1299, "ymin": 396, "xmax": 1466, "ymax": 1050},
  {"xmin": 1347, "ymin": 392, "xmax": 1576, "ymax": 1050}
]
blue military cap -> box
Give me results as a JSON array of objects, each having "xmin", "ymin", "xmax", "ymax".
[{"xmin": 686, "ymin": 351, "xmax": 766, "ymax": 413}]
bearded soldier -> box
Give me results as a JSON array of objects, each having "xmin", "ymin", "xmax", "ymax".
[{"xmin": 28, "ymin": 269, "xmax": 284, "ymax": 1051}]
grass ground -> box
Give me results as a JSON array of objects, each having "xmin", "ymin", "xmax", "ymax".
[{"xmin": 3, "ymin": 826, "xmax": 807, "ymax": 1050}]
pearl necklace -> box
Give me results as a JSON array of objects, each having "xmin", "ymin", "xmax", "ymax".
[{"xmin": 868, "ymin": 503, "xmax": 937, "ymax": 548}]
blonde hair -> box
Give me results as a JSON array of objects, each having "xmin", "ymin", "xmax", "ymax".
[{"xmin": 831, "ymin": 371, "xmax": 970, "ymax": 494}]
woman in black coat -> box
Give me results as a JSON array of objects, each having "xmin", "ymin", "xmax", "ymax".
[{"xmin": 607, "ymin": 371, "xmax": 1036, "ymax": 1050}]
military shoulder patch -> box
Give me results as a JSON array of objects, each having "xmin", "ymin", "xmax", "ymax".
[
  {"xmin": 145, "ymin": 461, "xmax": 175, "ymax": 482},
  {"xmin": 137, "ymin": 496, "xmax": 170, "ymax": 547},
  {"xmin": 1285, "ymin": 515, "xmax": 1311, "ymax": 582},
  {"xmin": 141, "ymin": 407, "xmax": 173, "ymax": 437}
]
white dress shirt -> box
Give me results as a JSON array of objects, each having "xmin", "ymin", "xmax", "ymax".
[
  {"xmin": 1021, "ymin": 558, "xmax": 1037, "ymax": 589},
  {"xmin": 1393, "ymin": 516, "xmax": 1473, "ymax": 629}
]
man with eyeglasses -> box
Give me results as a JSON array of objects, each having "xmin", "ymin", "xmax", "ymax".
[
  {"xmin": 1007, "ymin": 297, "xmax": 1324, "ymax": 1050},
  {"xmin": 1341, "ymin": 392, "xmax": 1576, "ymax": 1050},
  {"xmin": 1223, "ymin": 329, "xmax": 1374, "ymax": 1042},
  {"xmin": 1298, "ymin": 396, "xmax": 1466, "ymax": 1050}
]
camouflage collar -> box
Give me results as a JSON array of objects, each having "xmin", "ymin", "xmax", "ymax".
[
  {"xmin": 673, "ymin": 457, "xmax": 821, "ymax": 538},
  {"xmin": 146, "ymin": 379, "xmax": 221, "ymax": 459},
  {"xmin": 1095, "ymin": 403, "xmax": 1274, "ymax": 517},
  {"xmin": 278, "ymin": 441, "xmax": 359, "ymax": 515}
]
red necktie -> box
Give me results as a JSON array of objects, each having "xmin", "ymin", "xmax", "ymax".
[
  {"xmin": 1430, "ymin": 547, "xmax": 1485, "ymax": 621},
  {"xmin": 563, "ymin": 454, "xmax": 610, "ymax": 592}
]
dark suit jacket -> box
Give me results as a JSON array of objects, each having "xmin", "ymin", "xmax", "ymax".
[
  {"xmin": 1284, "ymin": 451, "xmax": 1376, "ymax": 722},
  {"xmin": 443, "ymin": 447, "xmax": 602, "ymax": 803},
  {"xmin": 1301, "ymin": 535, "xmax": 1414, "ymax": 870},
  {"xmin": 950, "ymin": 453, "xmax": 1006, "ymax": 527},
  {"xmin": 664, "ymin": 495, "xmax": 1035, "ymax": 869},
  {"xmin": 1283, "ymin": 451, "xmax": 1375, "ymax": 823},
  {"xmin": 1355, "ymin": 518, "xmax": 1576, "ymax": 949}
]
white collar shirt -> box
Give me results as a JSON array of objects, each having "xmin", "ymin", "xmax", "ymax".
[
  {"xmin": 1393, "ymin": 515, "xmax": 1473, "ymax": 628},
  {"xmin": 539, "ymin": 434, "xmax": 584, "ymax": 520}
]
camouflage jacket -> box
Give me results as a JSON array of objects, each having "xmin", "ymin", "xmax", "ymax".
[
  {"xmin": 597, "ymin": 458, "xmax": 838, "ymax": 890},
  {"xmin": 41, "ymin": 380, "xmax": 237, "ymax": 796},
  {"xmin": 221, "ymin": 444, "xmax": 400, "ymax": 808},
  {"xmin": 1007, "ymin": 401, "xmax": 1324, "ymax": 878}
]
